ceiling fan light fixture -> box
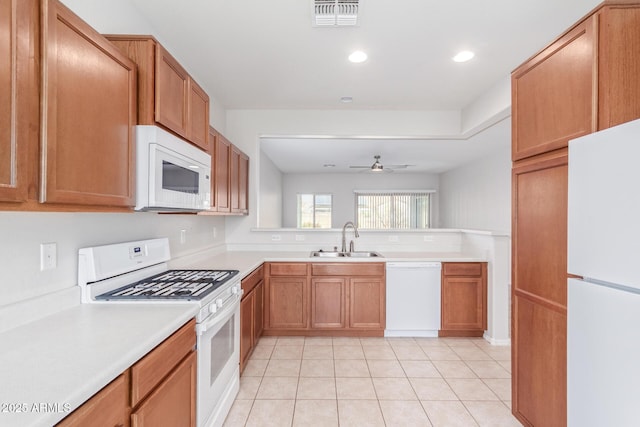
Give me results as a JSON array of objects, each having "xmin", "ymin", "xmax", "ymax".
[{"xmin": 371, "ymin": 155, "xmax": 383, "ymax": 171}]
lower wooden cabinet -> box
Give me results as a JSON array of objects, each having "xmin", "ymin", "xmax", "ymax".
[
  {"xmin": 311, "ymin": 277, "xmax": 346, "ymax": 329},
  {"xmin": 513, "ymin": 295, "xmax": 567, "ymax": 427},
  {"xmin": 267, "ymin": 276, "xmax": 309, "ymax": 329},
  {"xmin": 131, "ymin": 351, "xmax": 197, "ymax": 427},
  {"xmin": 240, "ymin": 292, "xmax": 254, "ymax": 369},
  {"xmin": 240, "ymin": 265, "xmax": 265, "ymax": 373},
  {"xmin": 440, "ymin": 262, "xmax": 487, "ymax": 337},
  {"xmin": 512, "ymin": 151, "xmax": 568, "ymax": 426},
  {"xmin": 57, "ymin": 319, "xmax": 196, "ymax": 427},
  {"xmin": 264, "ymin": 262, "xmax": 385, "ymax": 336},
  {"xmin": 348, "ymin": 277, "xmax": 385, "ymax": 330},
  {"xmin": 56, "ymin": 374, "xmax": 128, "ymax": 427}
]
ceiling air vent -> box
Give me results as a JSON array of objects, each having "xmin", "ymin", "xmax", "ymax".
[{"xmin": 313, "ymin": 0, "xmax": 359, "ymax": 27}]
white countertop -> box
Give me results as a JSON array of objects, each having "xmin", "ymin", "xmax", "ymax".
[
  {"xmin": 0, "ymin": 303, "xmax": 198, "ymax": 427},
  {"xmin": 174, "ymin": 250, "xmax": 486, "ymax": 278},
  {"xmin": 0, "ymin": 249, "xmax": 485, "ymax": 426}
]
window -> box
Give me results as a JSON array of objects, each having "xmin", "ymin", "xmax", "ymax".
[
  {"xmin": 355, "ymin": 191, "xmax": 432, "ymax": 229},
  {"xmin": 297, "ymin": 194, "xmax": 332, "ymax": 228}
]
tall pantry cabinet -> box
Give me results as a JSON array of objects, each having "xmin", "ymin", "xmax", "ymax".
[{"xmin": 511, "ymin": 2, "xmax": 640, "ymax": 426}]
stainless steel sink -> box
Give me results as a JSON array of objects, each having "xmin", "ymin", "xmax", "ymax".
[
  {"xmin": 310, "ymin": 251, "xmax": 382, "ymax": 258},
  {"xmin": 345, "ymin": 251, "xmax": 383, "ymax": 258},
  {"xmin": 310, "ymin": 251, "xmax": 345, "ymax": 257}
]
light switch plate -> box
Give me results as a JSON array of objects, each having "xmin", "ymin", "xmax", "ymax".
[{"xmin": 40, "ymin": 243, "xmax": 57, "ymax": 271}]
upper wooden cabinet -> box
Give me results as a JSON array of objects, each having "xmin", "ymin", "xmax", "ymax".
[
  {"xmin": 202, "ymin": 127, "xmax": 249, "ymax": 215},
  {"xmin": 512, "ymin": 3, "xmax": 640, "ymax": 161},
  {"xmin": 231, "ymin": 145, "xmax": 249, "ymax": 214},
  {"xmin": 41, "ymin": 0, "xmax": 136, "ymax": 207},
  {"xmin": 0, "ymin": 0, "xmax": 37, "ymax": 204},
  {"xmin": 512, "ymin": 17, "xmax": 597, "ymax": 161},
  {"xmin": 598, "ymin": 5, "xmax": 640, "ymax": 129},
  {"xmin": 107, "ymin": 35, "xmax": 210, "ymax": 151},
  {"xmin": 214, "ymin": 130, "xmax": 231, "ymax": 213}
]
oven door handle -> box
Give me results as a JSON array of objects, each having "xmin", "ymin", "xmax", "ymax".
[{"xmin": 196, "ymin": 297, "xmax": 240, "ymax": 336}]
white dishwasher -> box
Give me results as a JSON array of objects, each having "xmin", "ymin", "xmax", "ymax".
[{"xmin": 385, "ymin": 262, "xmax": 442, "ymax": 337}]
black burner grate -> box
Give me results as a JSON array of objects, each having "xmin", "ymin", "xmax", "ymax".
[{"xmin": 95, "ymin": 269, "xmax": 239, "ymax": 301}]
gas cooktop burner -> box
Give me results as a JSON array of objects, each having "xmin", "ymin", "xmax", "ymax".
[{"xmin": 95, "ymin": 269, "xmax": 239, "ymax": 301}]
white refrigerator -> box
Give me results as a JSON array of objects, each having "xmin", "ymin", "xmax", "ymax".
[{"xmin": 568, "ymin": 118, "xmax": 640, "ymax": 427}]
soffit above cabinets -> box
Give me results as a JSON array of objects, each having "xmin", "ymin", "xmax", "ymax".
[{"xmin": 130, "ymin": 0, "xmax": 602, "ymax": 110}]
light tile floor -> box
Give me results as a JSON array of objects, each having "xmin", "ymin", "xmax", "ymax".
[{"xmin": 223, "ymin": 336, "xmax": 521, "ymax": 427}]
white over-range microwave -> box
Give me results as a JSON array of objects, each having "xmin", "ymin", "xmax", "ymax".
[{"xmin": 135, "ymin": 125, "xmax": 211, "ymax": 211}]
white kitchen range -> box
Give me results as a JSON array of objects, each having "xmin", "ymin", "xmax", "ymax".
[{"xmin": 79, "ymin": 238, "xmax": 241, "ymax": 427}]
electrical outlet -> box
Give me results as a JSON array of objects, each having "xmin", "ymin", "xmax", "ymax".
[
  {"xmin": 271, "ymin": 234, "xmax": 282, "ymax": 241},
  {"xmin": 423, "ymin": 235, "xmax": 434, "ymax": 242},
  {"xmin": 180, "ymin": 229, "xmax": 187, "ymax": 244},
  {"xmin": 295, "ymin": 235, "xmax": 305, "ymax": 241},
  {"xmin": 388, "ymin": 235, "xmax": 399, "ymax": 242},
  {"xmin": 40, "ymin": 243, "xmax": 57, "ymax": 271},
  {"xmin": 212, "ymin": 226, "xmax": 217, "ymax": 239}
]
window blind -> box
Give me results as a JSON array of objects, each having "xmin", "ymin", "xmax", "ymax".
[{"xmin": 355, "ymin": 191, "xmax": 431, "ymax": 229}]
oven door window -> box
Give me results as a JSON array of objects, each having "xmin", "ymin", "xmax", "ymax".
[{"xmin": 209, "ymin": 315, "xmax": 234, "ymax": 385}]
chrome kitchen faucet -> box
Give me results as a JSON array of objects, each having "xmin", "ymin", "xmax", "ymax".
[{"xmin": 341, "ymin": 221, "xmax": 359, "ymax": 253}]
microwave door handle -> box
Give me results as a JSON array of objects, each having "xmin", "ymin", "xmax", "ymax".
[{"xmin": 197, "ymin": 297, "xmax": 240, "ymax": 335}]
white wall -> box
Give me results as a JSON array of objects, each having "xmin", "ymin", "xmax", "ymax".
[
  {"xmin": 280, "ymin": 173, "xmax": 439, "ymax": 228},
  {"xmin": 0, "ymin": 212, "xmax": 226, "ymax": 308},
  {"xmin": 439, "ymin": 135, "xmax": 511, "ymax": 234}
]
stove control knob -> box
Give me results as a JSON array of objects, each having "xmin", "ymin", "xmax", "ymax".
[
  {"xmin": 216, "ymin": 298, "xmax": 223, "ymax": 308},
  {"xmin": 209, "ymin": 304, "xmax": 217, "ymax": 314},
  {"xmin": 231, "ymin": 286, "xmax": 239, "ymax": 295}
]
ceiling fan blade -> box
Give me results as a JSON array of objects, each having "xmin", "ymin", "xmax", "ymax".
[
  {"xmin": 349, "ymin": 166, "xmax": 371, "ymax": 168},
  {"xmin": 386, "ymin": 164, "xmax": 415, "ymax": 169},
  {"xmin": 356, "ymin": 168, "xmax": 394, "ymax": 173}
]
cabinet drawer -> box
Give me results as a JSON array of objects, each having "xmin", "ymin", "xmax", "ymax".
[
  {"xmin": 268, "ymin": 263, "xmax": 308, "ymax": 276},
  {"xmin": 242, "ymin": 264, "xmax": 264, "ymax": 296},
  {"xmin": 56, "ymin": 374, "xmax": 128, "ymax": 427},
  {"xmin": 130, "ymin": 319, "xmax": 196, "ymax": 407},
  {"xmin": 311, "ymin": 263, "xmax": 385, "ymax": 277},
  {"xmin": 443, "ymin": 263, "xmax": 483, "ymax": 277},
  {"xmin": 131, "ymin": 351, "xmax": 197, "ymax": 427}
]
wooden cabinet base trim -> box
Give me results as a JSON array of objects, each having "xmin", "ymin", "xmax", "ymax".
[
  {"xmin": 514, "ymin": 288, "xmax": 567, "ymax": 315},
  {"xmin": 262, "ymin": 329, "xmax": 384, "ymax": 337},
  {"xmin": 438, "ymin": 330, "xmax": 484, "ymax": 338}
]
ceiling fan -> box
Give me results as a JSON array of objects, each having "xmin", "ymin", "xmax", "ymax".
[{"xmin": 349, "ymin": 155, "xmax": 415, "ymax": 172}]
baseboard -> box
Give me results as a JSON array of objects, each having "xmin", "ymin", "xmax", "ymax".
[{"xmin": 483, "ymin": 331, "xmax": 511, "ymax": 346}]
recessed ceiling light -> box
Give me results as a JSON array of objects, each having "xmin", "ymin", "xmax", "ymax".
[
  {"xmin": 348, "ymin": 51, "xmax": 367, "ymax": 63},
  {"xmin": 323, "ymin": 164, "xmax": 335, "ymax": 168},
  {"xmin": 340, "ymin": 96, "xmax": 353, "ymax": 103},
  {"xmin": 453, "ymin": 50, "xmax": 475, "ymax": 63}
]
